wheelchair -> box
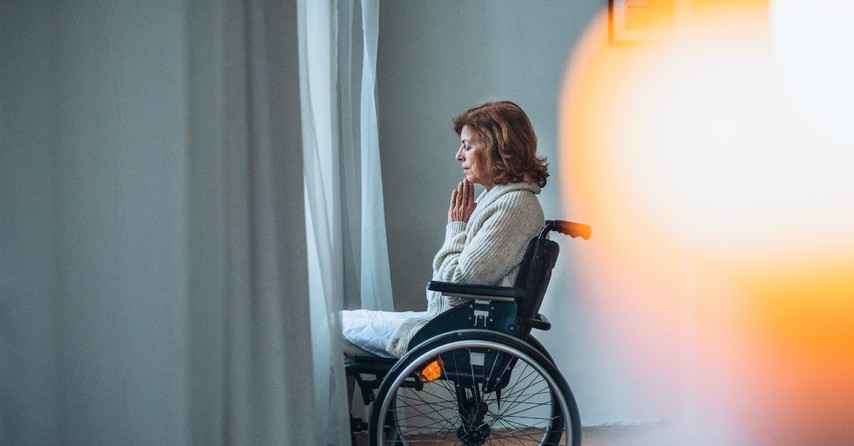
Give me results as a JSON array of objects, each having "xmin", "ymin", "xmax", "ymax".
[{"xmin": 347, "ymin": 220, "xmax": 591, "ymax": 446}]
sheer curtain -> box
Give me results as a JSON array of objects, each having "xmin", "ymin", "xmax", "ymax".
[
  {"xmin": 187, "ymin": 0, "xmax": 390, "ymax": 444},
  {"xmin": 301, "ymin": 0, "xmax": 392, "ymax": 440},
  {"xmin": 302, "ymin": 0, "xmax": 392, "ymax": 314}
]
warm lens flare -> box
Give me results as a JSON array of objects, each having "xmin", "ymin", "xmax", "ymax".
[{"xmin": 560, "ymin": 0, "xmax": 854, "ymax": 443}]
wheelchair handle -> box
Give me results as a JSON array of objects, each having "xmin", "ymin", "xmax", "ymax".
[{"xmin": 541, "ymin": 220, "xmax": 591, "ymax": 240}]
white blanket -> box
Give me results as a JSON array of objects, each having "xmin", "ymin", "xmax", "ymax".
[{"xmin": 341, "ymin": 309, "xmax": 427, "ymax": 357}]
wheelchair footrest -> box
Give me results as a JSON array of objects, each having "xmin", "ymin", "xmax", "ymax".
[
  {"xmin": 347, "ymin": 356, "xmax": 398, "ymax": 406},
  {"xmin": 345, "ymin": 356, "xmax": 397, "ymax": 375},
  {"xmin": 350, "ymin": 417, "xmax": 368, "ymax": 432},
  {"xmin": 350, "ymin": 417, "xmax": 369, "ymax": 433}
]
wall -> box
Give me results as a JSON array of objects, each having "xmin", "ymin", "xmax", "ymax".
[{"xmin": 376, "ymin": 0, "xmax": 671, "ymax": 426}]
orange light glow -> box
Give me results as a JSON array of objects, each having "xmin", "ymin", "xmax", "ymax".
[{"xmin": 561, "ymin": 0, "xmax": 854, "ymax": 443}]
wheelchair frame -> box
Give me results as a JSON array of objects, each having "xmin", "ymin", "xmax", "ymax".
[{"xmin": 347, "ymin": 220, "xmax": 591, "ymax": 446}]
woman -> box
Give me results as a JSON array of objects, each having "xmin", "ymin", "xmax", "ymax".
[{"xmin": 343, "ymin": 100, "xmax": 548, "ymax": 358}]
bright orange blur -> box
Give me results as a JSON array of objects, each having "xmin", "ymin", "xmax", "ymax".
[{"xmin": 561, "ymin": 0, "xmax": 854, "ymax": 443}]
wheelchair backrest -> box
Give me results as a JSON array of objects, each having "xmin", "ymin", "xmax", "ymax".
[
  {"xmin": 513, "ymin": 236, "xmax": 560, "ymax": 337},
  {"xmin": 513, "ymin": 219, "xmax": 591, "ymax": 338}
]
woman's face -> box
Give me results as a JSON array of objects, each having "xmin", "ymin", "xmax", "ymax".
[{"xmin": 456, "ymin": 125, "xmax": 494, "ymax": 190}]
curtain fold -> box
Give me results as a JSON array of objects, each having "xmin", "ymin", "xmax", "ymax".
[
  {"xmin": 331, "ymin": 0, "xmax": 393, "ymax": 312},
  {"xmin": 358, "ymin": 0, "xmax": 394, "ymax": 312},
  {"xmin": 3, "ymin": 0, "xmax": 386, "ymax": 444},
  {"xmin": 299, "ymin": 1, "xmax": 350, "ymax": 443},
  {"xmin": 300, "ymin": 0, "xmax": 391, "ymax": 442},
  {"xmin": 188, "ymin": 0, "xmax": 387, "ymax": 444},
  {"xmin": 188, "ymin": 0, "xmax": 321, "ymax": 444}
]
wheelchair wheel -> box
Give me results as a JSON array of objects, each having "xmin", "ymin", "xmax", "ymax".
[{"xmin": 369, "ymin": 329, "xmax": 581, "ymax": 446}]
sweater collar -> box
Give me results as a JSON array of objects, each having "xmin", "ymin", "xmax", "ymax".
[{"xmin": 475, "ymin": 182, "xmax": 541, "ymax": 209}]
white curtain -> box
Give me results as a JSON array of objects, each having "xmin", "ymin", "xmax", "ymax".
[
  {"xmin": 302, "ymin": 0, "xmax": 393, "ymax": 314},
  {"xmin": 301, "ymin": 0, "xmax": 392, "ymax": 441},
  {"xmin": 357, "ymin": 0, "xmax": 393, "ymax": 313},
  {"xmin": 188, "ymin": 0, "xmax": 390, "ymax": 444}
]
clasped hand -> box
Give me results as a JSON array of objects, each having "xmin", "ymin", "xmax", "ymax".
[{"xmin": 448, "ymin": 179, "xmax": 476, "ymax": 223}]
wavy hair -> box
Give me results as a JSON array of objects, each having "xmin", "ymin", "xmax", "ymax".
[{"xmin": 453, "ymin": 101, "xmax": 549, "ymax": 188}]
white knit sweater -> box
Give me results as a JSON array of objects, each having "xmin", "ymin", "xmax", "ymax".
[{"xmin": 385, "ymin": 181, "xmax": 544, "ymax": 357}]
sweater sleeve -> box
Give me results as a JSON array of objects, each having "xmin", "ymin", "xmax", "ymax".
[{"xmin": 432, "ymin": 190, "xmax": 543, "ymax": 286}]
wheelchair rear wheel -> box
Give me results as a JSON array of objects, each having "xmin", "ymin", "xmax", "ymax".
[{"xmin": 369, "ymin": 330, "xmax": 581, "ymax": 446}]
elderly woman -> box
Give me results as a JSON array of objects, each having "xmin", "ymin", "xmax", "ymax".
[{"xmin": 343, "ymin": 100, "xmax": 548, "ymax": 358}]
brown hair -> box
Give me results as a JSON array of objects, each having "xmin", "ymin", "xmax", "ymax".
[{"xmin": 453, "ymin": 101, "xmax": 549, "ymax": 188}]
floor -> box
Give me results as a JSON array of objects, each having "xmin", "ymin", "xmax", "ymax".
[
  {"xmin": 579, "ymin": 424, "xmax": 676, "ymax": 446},
  {"xmin": 352, "ymin": 423, "xmax": 677, "ymax": 445}
]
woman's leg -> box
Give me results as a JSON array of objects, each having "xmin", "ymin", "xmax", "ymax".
[
  {"xmin": 342, "ymin": 335, "xmax": 375, "ymax": 358},
  {"xmin": 341, "ymin": 309, "xmax": 425, "ymax": 358}
]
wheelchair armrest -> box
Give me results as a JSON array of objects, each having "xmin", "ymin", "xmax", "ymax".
[
  {"xmin": 427, "ymin": 280, "xmax": 525, "ymax": 302},
  {"xmin": 521, "ymin": 313, "xmax": 552, "ymax": 331}
]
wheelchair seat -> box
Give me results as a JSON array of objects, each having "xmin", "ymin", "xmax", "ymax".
[{"xmin": 347, "ymin": 219, "xmax": 590, "ymax": 446}]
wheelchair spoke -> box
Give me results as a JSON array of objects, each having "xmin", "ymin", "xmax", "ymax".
[{"xmin": 393, "ymin": 389, "xmax": 458, "ymax": 431}]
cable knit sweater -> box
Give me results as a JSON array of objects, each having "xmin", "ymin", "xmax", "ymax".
[{"xmin": 385, "ymin": 181, "xmax": 544, "ymax": 357}]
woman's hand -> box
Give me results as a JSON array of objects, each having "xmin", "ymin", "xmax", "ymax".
[{"xmin": 448, "ymin": 179, "xmax": 476, "ymax": 223}]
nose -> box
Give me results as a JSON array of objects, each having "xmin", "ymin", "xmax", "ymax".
[{"xmin": 455, "ymin": 145, "xmax": 464, "ymax": 161}]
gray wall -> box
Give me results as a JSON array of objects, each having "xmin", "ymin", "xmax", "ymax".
[{"xmin": 376, "ymin": 0, "xmax": 663, "ymax": 426}]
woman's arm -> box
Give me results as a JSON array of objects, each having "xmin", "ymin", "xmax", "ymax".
[{"xmin": 433, "ymin": 189, "xmax": 543, "ymax": 286}]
